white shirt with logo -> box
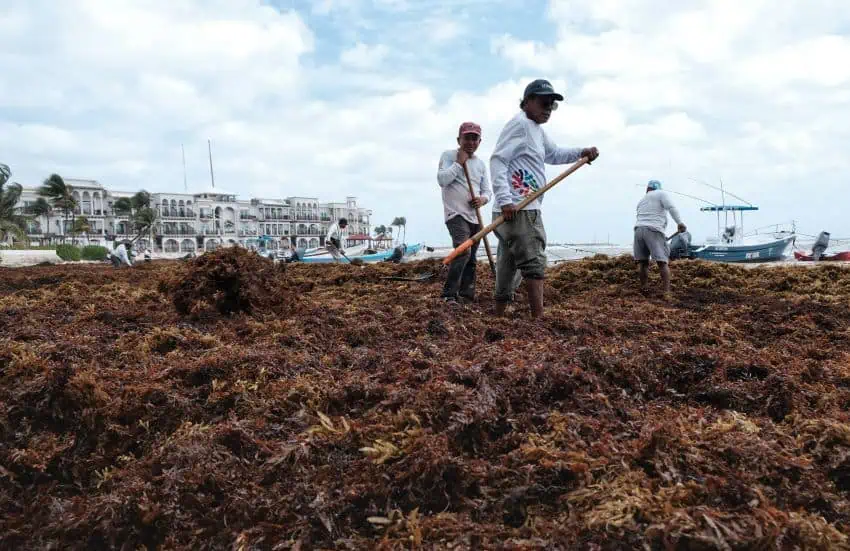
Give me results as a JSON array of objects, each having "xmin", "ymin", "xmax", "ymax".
[{"xmin": 489, "ymin": 111, "xmax": 582, "ymax": 213}]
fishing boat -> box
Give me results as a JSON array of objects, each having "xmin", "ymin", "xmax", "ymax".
[
  {"xmin": 688, "ymin": 205, "xmax": 795, "ymax": 263},
  {"xmin": 302, "ymin": 243, "xmax": 368, "ymax": 258},
  {"xmin": 793, "ymin": 250, "xmax": 850, "ymax": 262},
  {"xmin": 293, "ymin": 243, "xmax": 423, "ymax": 264}
]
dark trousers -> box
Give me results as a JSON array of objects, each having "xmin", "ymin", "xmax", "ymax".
[{"xmin": 442, "ymin": 215, "xmax": 480, "ymax": 299}]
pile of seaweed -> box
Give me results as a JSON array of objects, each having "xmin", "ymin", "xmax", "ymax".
[
  {"xmin": 163, "ymin": 247, "xmax": 290, "ymax": 318},
  {"xmin": 1, "ymin": 255, "xmax": 850, "ymax": 550}
]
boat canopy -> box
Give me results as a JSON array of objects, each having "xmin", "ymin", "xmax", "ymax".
[{"xmin": 700, "ymin": 205, "xmax": 758, "ymax": 212}]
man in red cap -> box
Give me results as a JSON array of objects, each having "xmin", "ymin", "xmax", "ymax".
[{"xmin": 437, "ymin": 121, "xmax": 492, "ymax": 302}]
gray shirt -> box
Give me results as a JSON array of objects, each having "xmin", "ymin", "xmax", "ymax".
[
  {"xmin": 635, "ymin": 190, "xmax": 683, "ymax": 233},
  {"xmin": 437, "ymin": 150, "xmax": 491, "ymax": 224}
]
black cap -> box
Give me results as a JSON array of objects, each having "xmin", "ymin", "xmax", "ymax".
[{"xmin": 523, "ymin": 79, "xmax": 564, "ymax": 101}]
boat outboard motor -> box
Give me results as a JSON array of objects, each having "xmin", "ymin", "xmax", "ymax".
[
  {"xmin": 669, "ymin": 231, "xmax": 691, "ymax": 260},
  {"xmin": 812, "ymin": 231, "xmax": 830, "ymax": 261}
]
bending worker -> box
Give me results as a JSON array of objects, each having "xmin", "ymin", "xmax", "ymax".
[
  {"xmin": 110, "ymin": 241, "xmax": 133, "ymax": 267},
  {"xmin": 325, "ymin": 218, "xmax": 348, "ymax": 262},
  {"xmin": 812, "ymin": 231, "xmax": 830, "ymax": 261},
  {"xmin": 633, "ymin": 179, "xmax": 686, "ymax": 295}
]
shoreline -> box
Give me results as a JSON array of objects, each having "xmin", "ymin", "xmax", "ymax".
[{"xmin": 3, "ymin": 249, "xmax": 849, "ymax": 270}]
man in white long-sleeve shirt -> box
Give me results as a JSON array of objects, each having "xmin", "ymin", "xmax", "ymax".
[
  {"xmin": 633, "ymin": 179, "xmax": 687, "ymax": 294},
  {"xmin": 490, "ymin": 79, "xmax": 599, "ymax": 318},
  {"xmin": 325, "ymin": 218, "xmax": 348, "ymax": 262},
  {"xmin": 437, "ymin": 121, "xmax": 492, "ymax": 301}
]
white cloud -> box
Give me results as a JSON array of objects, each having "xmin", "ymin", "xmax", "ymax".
[
  {"xmin": 1, "ymin": 0, "xmax": 848, "ymax": 247},
  {"xmin": 340, "ymin": 43, "xmax": 390, "ymax": 68},
  {"xmin": 429, "ymin": 20, "xmax": 463, "ymax": 43}
]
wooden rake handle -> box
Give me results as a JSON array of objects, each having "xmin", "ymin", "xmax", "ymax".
[
  {"xmin": 442, "ymin": 156, "xmax": 591, "ymax": 266},
  {"xmin": 461, "ymin": 159, "xmax": 497, "ymax": 274}
]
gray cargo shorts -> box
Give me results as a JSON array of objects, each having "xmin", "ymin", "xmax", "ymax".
[
  {"xmin": 494, "ymin": 209, "xmax": 546, "ymax": 303},
  {"xmin": 633, "ymin": 226, "xmax": 669, "ymax": 263}
]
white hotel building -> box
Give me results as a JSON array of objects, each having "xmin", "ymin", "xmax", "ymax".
[{"xmin": 16, "ymin": 179, "xmax": 373, "ymax": 254}]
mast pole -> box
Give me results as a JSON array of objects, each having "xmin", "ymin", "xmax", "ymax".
[
  {"xmin": 182, "ymin": 144, "xmax": 188, "ymax": 192},
  {"xmin": 208, "ymin": 139, "xmax": 215, "ymax": 189}
]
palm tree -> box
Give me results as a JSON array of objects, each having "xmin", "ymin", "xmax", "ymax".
[
  {"xmin": 28, "ymin": 197, "xmax": 52, "ymax": 240},
  {"xmin": 112, "ymin": 191, "xmax": 155, "ymax": 246},
  {"xmin": 390, "ymin": 217, "xmax": 407, "ymax": 246},
  {"xmin": 0, "ymin": 164, "xmax": 28, "ymax": 245},
  {"xmin": 113, "ymin": 197, "xmax": 133, "ymax": 216},
  {"xmin": 131, "ymin": 206, "xmax": 159, "ymax": 246},
  {"xmin": 130, "ymin": 190, "xmax": 151, "ymax": 210},
  {"xmin": 38, "ymin": 174, "xmax": 76, "ymax": 243},
  {"xmin": 71, "ymin": 216, "xmax": 92, "ymax": 245},
  {"xmin": 372, "ymin": 225, "xmax": 386, "ymax": 250},
  {"xmin": 397, "ymin": 216, "xmax": 407, "ymax": 245}
]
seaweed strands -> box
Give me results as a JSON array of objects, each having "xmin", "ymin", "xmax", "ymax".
[
  {"xmin": 163, "ymin": 246, "xmax": 291, "ymax": 318},
  {"xmin": 1, "ymin": 256, "xmax": 850, "ymax": 549}
]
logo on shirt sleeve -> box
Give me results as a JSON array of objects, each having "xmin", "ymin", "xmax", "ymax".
[{"xmin": 511, "ymin": 169, "xmax": 539, "ymax": 196}]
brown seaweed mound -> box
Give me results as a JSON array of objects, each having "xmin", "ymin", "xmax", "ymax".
[
  {"xmin": 167, "ymin": 246, "xmax": 284, "ymax": 317},
  {"xmin": 1, "ymin": 256, "xmax": 850, "ymax": 549}
]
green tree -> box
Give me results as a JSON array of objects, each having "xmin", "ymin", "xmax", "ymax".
[
  {"xmin": 113, "ymin": 197, "xmax": 133, "ymax": 216},
  {"xmin": 30, "ymin": 197, "xmax": 52, "ymax": 234},
  {"xmin": 37, "ymin": 174, "xmax": 76, "ymax": 243},
  {"xmin": 71, "ymin": 216, "xmax": 92, "ymax": 245},
  {"xmin": 131, "ymin": 206, "xmax": 159, "ymax": 246},
  {"xmin": 130, "ymin": 190, "xmax": 151, "ymax": 210},
  {"xmin": 113, "ymin": 190, "xmax": 155, "ymax": 247},
  {"xmin": 0, "ymin": 163, "xmax": 28, "ymax": 244},
  {"xmin": 390, "ymin": 216, "xmax": 407, "ymax": 245},
  {"xmin": 397, "ymin": 216, "xmax": 407, "ymax": 244}
]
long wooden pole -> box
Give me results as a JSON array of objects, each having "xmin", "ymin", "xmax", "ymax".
[
  {"xmin": 461, "ymin": 159, "xmax": 496, "ymax": 275},
  {"xmin": 442, "ymin": 156, "xmax": 590, "ymax": 266}
]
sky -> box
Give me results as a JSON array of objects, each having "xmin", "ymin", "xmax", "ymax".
[{"xmin": 1, "ymin": 0, "xmax": 848, "ymax": 246}]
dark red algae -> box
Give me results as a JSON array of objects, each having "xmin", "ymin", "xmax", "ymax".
[{"xmin": 1, "ymin": 249, "xmax": 850, "ymax": 549}]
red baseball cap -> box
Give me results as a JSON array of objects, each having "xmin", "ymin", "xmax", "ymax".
[{"xmin": 458, "ymin": 122, "xmax": 481, "ymax": 137}]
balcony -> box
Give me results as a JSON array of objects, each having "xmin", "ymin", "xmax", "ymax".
[{"xmin": 160, "ymin": 209, "xmax": 196, "ymax": 219}]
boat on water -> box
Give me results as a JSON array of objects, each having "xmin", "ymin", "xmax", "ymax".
[
  {"xmin": 291, "ymin": 243, "xmax": 424, "ymax": 264},
  {"xmin": 793, "ymin": 250, "xmax": 850, "ymax": 262},
  {"xmin": 687, "ymin": 205, "xmax": 796, "ymax": 263}
]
